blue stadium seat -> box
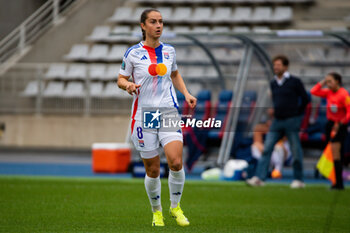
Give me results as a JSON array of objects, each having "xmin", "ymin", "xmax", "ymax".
[
  {"xmin": 208, "ymin": 90, "xmax": 233, "ymax": 140},
  {"xmin": 193, "ymin": 90, "xmax": 211, "ymax": 121}
]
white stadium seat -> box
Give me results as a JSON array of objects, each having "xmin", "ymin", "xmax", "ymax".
[
  {"xmin": 90, "ymin": 82, "xmax": 104, "ymax": 97},
  {"xmin": 43, "ymin": 81, "xmax": 65, "ymax": 97},
  {"xmin": 129, "ymin": 7, "xmax": 148, "ymax": 23},
  {"xmin": 86, "ymin": 44, "xmax": 109, "ymax": 61},
  {"xmin": 156, "ymin": 7, "xmax": 173, "ymax": 22},
  {"xmin": 109, "ymin": 25, "xmax": 133, "ymax": 42},
  {"xmin": 171, "ymin": 7, "xmax": 192, "ymax": 23},
  {"xmin": 192, "ymin": 7, "xmax": 213, "ymax": 23},
  {"xmin": 64, "ymin": 44, "xmax": 89, "ymax": 61},
  {"xmin": 251, "ymin": 7, "xmax": 273, "ymax": 23},
  {"xmin": 106, "ymin": 45, "xmax": 128, "ymax": 62},
  {"xmin": 272, "ymin": 7, "xmax": 293, "ymax": 23},
  {"xmin": 192, "ymin": 26, "xmax": 210, "ymax": 33},
  {"xmin": 65, "ymin": 64, "xmax": 87, "ymax": 80},
  {"xmin": 104, "ymin": 64, "xmax": 121, "ymax": 80},
  {"xmin": 327, "ymin": 48, "xmax": 346, "ymax": 62},
  {"xmin": 45, "ymin": 63, "xmax": 67, "ymax": 79},
  {"xmin": 86, "ymin": 26, "xmax": 110, "ymax": 42},
  {"xmin": 232, "ymin": 26, "xmax": 250, "ymax": 33},
  {"xmin": 63, "ymin": 81, "xmax": 85, "ymax": 98},
  {"xmin": 104, "ymin": 82, "xmax": 131, "ymax": 98},
  {"xmin": 186, "ymin": 66, "xmax": 206, "ymax": 79},
  {"xmin": 108, "ymin": 7, "xmax": 133, "ymax": 23},
  {"xmin": 22, "ymin": 81, "xmax": 41, "ymax": 97},
  {"xmin": 304, "ymin": 67, "xmax": 322, "ymax": 77},
  {"xmin": 232, "ymin": 7, "xmax": 252, "ymax": 23},
  {"xmin": 211, "ymin": 7, "xmax": 233, "ymax": 24},
  {"xmin": 89, "ymin": 64, "xmax": 106, "ymax": 80}
]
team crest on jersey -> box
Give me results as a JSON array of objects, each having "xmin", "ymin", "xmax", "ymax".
[
  {"xmin": 164, "ymin": 52, "xmax": 169, "ymax": 59},
  {"xmin": 138, "ymin": 139, "xmax": 145, "ymax": 147}
]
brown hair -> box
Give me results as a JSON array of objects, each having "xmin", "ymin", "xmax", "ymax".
[
  {"xmin": 140, "ymin": 8, "xmax": 160, "ymax": 41},
  {"xmin": 328, "ymin": 72, "xmax": 343, "ymax": 86},
  {"xmin": 272, "ymin": 55, "xmax": 289, "ymax": 67}
]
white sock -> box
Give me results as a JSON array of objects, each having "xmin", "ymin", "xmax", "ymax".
[
  {"xmin": 168, "ymin": 167, "xmax": 185, "ymax": 208},
  {"xmin": 144, "ymin": 175, "xmax": 162, "ymax": 213}
]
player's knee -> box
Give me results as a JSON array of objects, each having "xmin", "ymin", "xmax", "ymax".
[
  {"xmin": 169, "ymin": 158, "xmax": 182, "ymax": 171},
  {"xmin": 145, "ymin": 165, "xmax": 160, "ymax": 178}
]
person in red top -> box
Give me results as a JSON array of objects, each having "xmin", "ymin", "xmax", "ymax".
[{"xmin": 310, "ymin": 72, "xmax": 350, "ymax": 190}]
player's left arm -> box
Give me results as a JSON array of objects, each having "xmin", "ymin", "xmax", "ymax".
[
  {"xmin": 341, "ymin": 93, "xmax": 350, "ymax": 124},
  {"xmin": 171, "ymin": 70, "xmax": 197, "ymax": 108}
]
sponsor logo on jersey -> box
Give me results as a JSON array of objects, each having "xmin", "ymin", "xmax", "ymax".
[
  {"xmin": 140, "ymin": 55, "xmax": 148, "ymax": 60},
  {"xmin": 143, "ymin": 109, "xmax": 162, "ymax": 129},
  {"xmin": 164, "ymin": 52, "xmax": 169, "ymax": 59},
  {"xmin": 121, "ymin": 60, "xmax": 126, "ymax": 70}
]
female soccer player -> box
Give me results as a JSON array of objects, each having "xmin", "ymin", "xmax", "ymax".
[
  {"xmin": 311, "ymin": 72, "xmax": 350, "ymax": 190},
  {"xmin": 117, "ymin": 9, "xmax": 197, "ymax": 226}
]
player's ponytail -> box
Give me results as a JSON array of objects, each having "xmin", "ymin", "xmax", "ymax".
[{"xmin": 140, "ymin": 8, "xmax": 160, "ymax": 41}]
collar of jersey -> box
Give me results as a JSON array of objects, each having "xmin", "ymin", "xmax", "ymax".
[{"xmin": 140, "ymin": 41, "xmax": 163, "ymax": 50}]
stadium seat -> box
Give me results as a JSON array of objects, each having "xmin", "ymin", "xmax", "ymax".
[
  {"xmin": 193, "ymin": 90, "xmax": 211, "ymax": 121},
  {"xmin": 324, "ymin": 67, "xmax": 344, "ymax": 75},
  {"xmin": 208, "ymin": 90, "xmax": 233, "ymax": 140},
  {"xmin": 63, "ymin": 81, "xmax": 85, "ymax": 98},
  {"xmin": 185, "ymin": 66, "xmax": 206, "ymax": 79},
  {"xmin": 232, "ymin": 26, "xmax": 250, "ymax": 33},
  {"xmin": 89, "ymin": 64, "xmax": 106, "ymax": 80},
  {"xmin": 21, "ymin": 81, "xmax": 42, "ymax": 97},
  {"xmin": 156, "ymin": 7, "xmax": 173, "ymax": 22},
  {"xmin": 106, "ymin": 45, "xmax": 128, "ymax": 62},
  {"xmin": 211, "ymin": 26, "xmax": 231, "ymax": 33},
  {"xmin": 272, "ymin": 6, "xmax": 293, "ymax": 23},
  {"xmin": 108, "ymin": 7, "xmax": 133, "ymax": 23},
  {"xmin": 171, "ymin": 7, "xmax": 192, "ymax": 23},
  {"xmin": 192, "ymin": 7, "xmax": 213, "ymax": 23},
  {"xmin": 129, "ymin": 7, "xmax": 148, "ymax": 23},
  {"xmin": 86, "ymin": 26, "xmax": 110, "ymax": 42},
  {"xmin": 327, "ymin": 48, "xmax": 346, "ymax": 62},
  {"xmin": 252, "ymin": 26, "xmax": 272, "ymax": 33},
  {"xmin": 104, "ymin": 64, "xmax": 120, "ymax": 81},
  {"xmin": 109, "ymin": 25, "xmax": 133, "ymax": 42},
  {"xmin": 65, "ymin": 64, "xmax": 87, "ymax": 80},
  {"xmin": 173, "ymin": 26, "xmax": 191, "ymax": 33},
  {"xmin": 90, "ymin": 82, "xmax": 104, "ymax": 98},
  {"xmin": 192, "ymin": 26, "xmax": 210, "ymax": 34},
  {"xmin": 232, "ymin": 7, "xmax": 252, "ymax": 23},
  {"xmin": 64, "ymin": 44, "xmax": 89, "ymax": 61},
  {"xmin": 303, "ymin": 67, "xmax": 322, "ymax": 77},
  {"xmin": 45, "ymin": 63, "xmax": 67, "ymax": 80},
  {"xmin": 43, "ymin": 81, "xmax": 65, "ymax": 97},
  {"xmin": 211, "ymin": 7, "xmax": 233, "ymax": 24},
  {"xmin": 251, "ymin": 7, "xmax": 273, "ymax": 23},
  {"xmin": 86, "ymin": 44, "xmax": 109, "ymax": 61},
  {"xmin": 188, "ymin": 48, "xmax": 210, "ymax": 63}
]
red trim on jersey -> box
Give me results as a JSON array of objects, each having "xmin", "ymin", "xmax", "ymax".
[
  {"xmin": 131, "ymin": 94, "xmax": 139, "ymax": 134},
  {"xmin": 143, "ymin": 45, "xmax": 157, "ymax": 64}
]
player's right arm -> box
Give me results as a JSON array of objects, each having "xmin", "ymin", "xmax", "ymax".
[
  {"xmin": 117, "ymin": 48, "xmax": 141, "ymax": 95},
  {"xmin": 117, "ymin": 75, "xmax": 141, "ymax": 95}
]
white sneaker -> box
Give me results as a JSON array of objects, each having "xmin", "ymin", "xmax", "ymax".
[
  {"xmin": 290, "ymin": 180, "xmax": 305, "ymax": 189},
  {"xmin": 246, "ymin": 176, "xmax": 265, "ymax": 187}
]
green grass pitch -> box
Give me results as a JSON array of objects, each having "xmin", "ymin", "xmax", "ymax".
[{"xmin": 0, "ymin": 176, "xmax": 349, "ymax": 233}]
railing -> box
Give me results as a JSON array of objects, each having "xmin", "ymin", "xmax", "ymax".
[
  {"xmin": 0, "ymin": 63, "xmax": 132, "ymax": 115},
  {"xmin": 0, "ymin": 0, "xmax": 77, "ymax": 68}
]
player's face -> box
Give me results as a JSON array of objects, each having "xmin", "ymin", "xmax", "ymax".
[
  {"xmin": 325, "ymin": 75, "xmax": 339, "ymax": 91},
  {"xmin": 141, "ymin": 11, "xmax": 163, "ymax": 40},
  {"xmin": 273, "ymin": 60, "xmax": 287, "ymax": 77}
]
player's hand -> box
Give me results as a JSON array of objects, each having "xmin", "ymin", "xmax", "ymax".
[
  {"xmin": 126, "ymin": 83, "xmax": 141, "ymax": 95},
  {"xmin": 185, "ymin": 93, "xmax": 197, "ymax": 109},
  {"xmin": 319, "ymin": 78, "xmax": 326, "ymax": 86}
]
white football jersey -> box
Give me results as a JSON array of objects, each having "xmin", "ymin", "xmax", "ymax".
[{"xmin": 119, "ymin": 41, "xmax": 179, "ymax": 131}]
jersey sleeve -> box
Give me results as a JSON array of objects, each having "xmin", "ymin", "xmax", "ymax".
[
  {"xmin": 119, "ymin": 50, "xmax": 133, "ymax": 77},
  {"xmin": 310, "ymin": 83, "xmax": 329, "ymax": 98},
  {"xmin": 171, "ymin": 47, "xmax": 178, "ymax": 72},
  {"xmin": 343, "ymin": 92, "xmax": 350, "ymax": 124}
]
